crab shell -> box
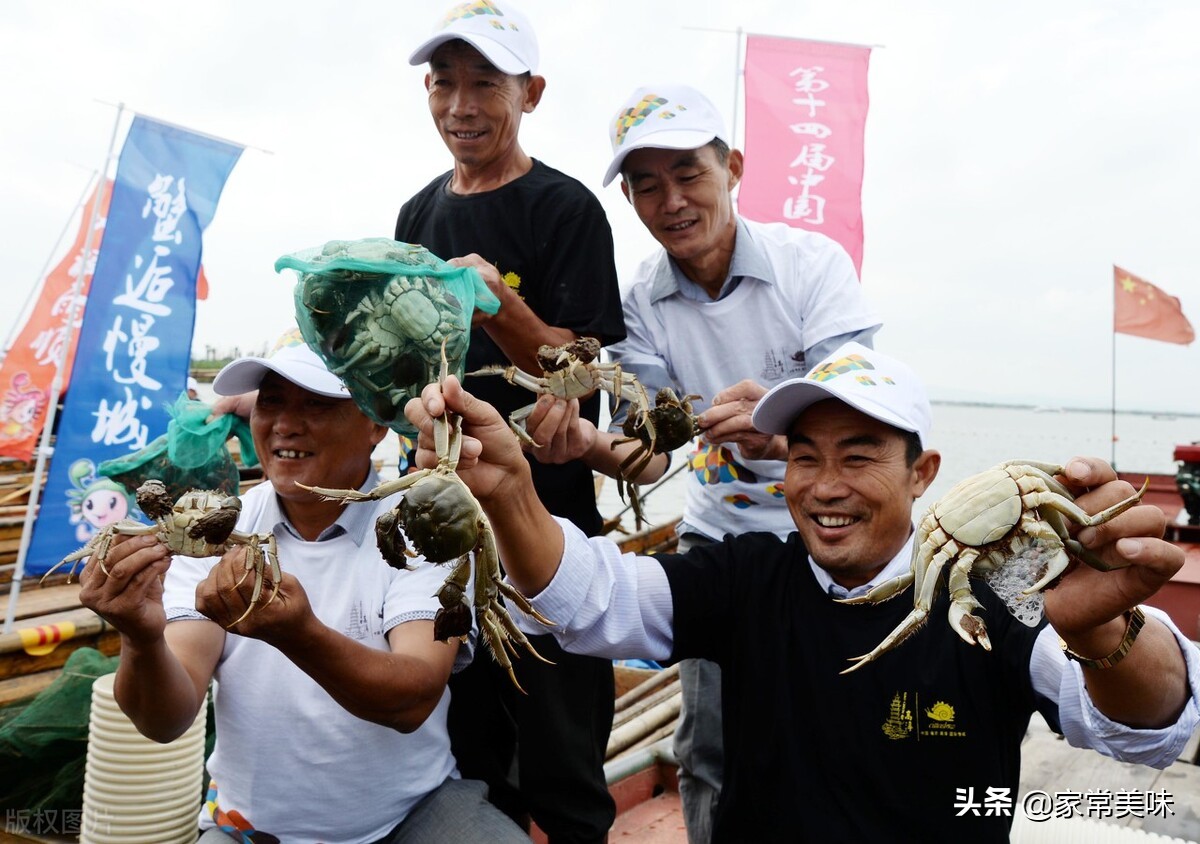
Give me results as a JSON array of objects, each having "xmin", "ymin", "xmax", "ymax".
[
  {"xmin": 623, "ymin": 388, "xmax": 700, "ymax": 454},
  {"xmin": 396, "ymin": 476, "xmax": 480, "ymax": 563},
  {"xmin": 929, "ymin": 468, "xmax": 1027, "ymax": 546}
]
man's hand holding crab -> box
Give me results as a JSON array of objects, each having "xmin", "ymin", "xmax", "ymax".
[
  {"xmin": 407, "ymin": 374, "xmax": 565, "ymax": 599},
  {"xmin": 79, "ymin": 533, "xmax": 172, "ymax": 646},
  {"xmin": 194, "ymin": 546, "xmax": 304, "ymax": 642},
  {"xmin": 1041, "ymin": 457, "xmax": 1190, "ymax": 727},
  {"xmin": 699, "ymin": 379, "xmax": 788, "ymax": 462}
]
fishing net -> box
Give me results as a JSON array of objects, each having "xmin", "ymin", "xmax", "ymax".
[
  {"xmin": 276, "ymin": 238, "xmax": 500, "ymax": 436},
  {"xmin": 0, "ymin": 648, "xmax": 117, "ymax": 813},
  {"xmin": 98, "ymin": 391, "xmax": 258, "ymax": 503},
  {"xmin": 0, "ymin": 648, "xmax": 217, "ymax": 820}
]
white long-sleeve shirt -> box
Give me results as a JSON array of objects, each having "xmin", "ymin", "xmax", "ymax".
[{"xmin": 517, "ymin": 518, "xmax": 1200, "ymax": 769}]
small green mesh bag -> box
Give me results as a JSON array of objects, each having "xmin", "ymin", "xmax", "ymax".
[
  {"xmin": 98, "ymin": 392, "xmax": 257, "ymax": 502},
  {"xmin": 276, "ymin": 237, "xmax": 500, "ymax": 436}
]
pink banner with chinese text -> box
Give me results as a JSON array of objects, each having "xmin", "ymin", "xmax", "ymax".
[{"xmin": 739, "ymin": 35, "xmax": 871, "ymax": 276}]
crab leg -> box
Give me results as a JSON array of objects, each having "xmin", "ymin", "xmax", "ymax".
[
  {"xmin": 298, "ymin": 473, "xmax": 425, "ymax": 503},
  {"xmin": 841, "ymin": 539, "xmax": 957, "ymax": 673},
  {"xmin": 946, "ymin": 549, "xmax": 990, "ymax": 649},
  {"xmin": 228, "ymin": 542, "xmax": 281, "ymax": 628}
]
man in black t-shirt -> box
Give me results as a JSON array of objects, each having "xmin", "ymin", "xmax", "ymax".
[
  {"xmin": 406, "ymin": 342, "xmax": 1200, "ymax": 843},
  {"xmin": 396, "ymin": 4, "xmax": 624, "ymax": 842}
]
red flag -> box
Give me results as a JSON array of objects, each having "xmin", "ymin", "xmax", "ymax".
[
  {"xmin": 739, "ymin": 36, "xmax": 871, "ymax": 276},
  {"xmin": 1113, "ymin": 266, "xmax": 1194, "ymax": 345},
  {"xmin": 0, "ymin": 180, "xmax": 113, "ymax": 461},
  {"xmin": 196, "ymin": 264, "xmax": 209, "ymax": 300}
]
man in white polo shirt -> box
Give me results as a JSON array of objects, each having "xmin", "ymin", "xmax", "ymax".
[
  {"xmin": 524, "ymin": 84, "xmax": 881, "ymax": 843},
  {"xmin": 78, "ymin": 331, "xmax": 527, "ymax": 844}
]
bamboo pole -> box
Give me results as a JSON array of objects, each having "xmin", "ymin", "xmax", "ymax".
[
  {"xmin": 607, "ymin": 689, "xmax": 682, "ymax": 759},
  {"xmin": 613, "ymin": 678, "xmax": 682, "ymax": 731},
  {"xmin": 611, "ymin": 718, "xmax": 680, "ymax": 764},
  {"xmin": 614, "ymin": 662, "xmax": 680, "ymax": 713}
]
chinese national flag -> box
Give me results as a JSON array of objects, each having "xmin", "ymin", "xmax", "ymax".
[{"xmin": 1113, "ymin": 266, "xmax": 1194, "ymax": 345}]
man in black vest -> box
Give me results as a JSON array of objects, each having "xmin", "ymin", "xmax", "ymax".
[{"xmin": 406, "ymin": 341, "xmax": 1200, "ymax": 843}]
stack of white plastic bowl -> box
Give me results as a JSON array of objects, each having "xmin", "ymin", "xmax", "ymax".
[{"xmin": 81, "ymin": 672, "xmax": 207, "ymax": 844}]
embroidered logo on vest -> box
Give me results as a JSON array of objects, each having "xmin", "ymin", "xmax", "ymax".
[
  {"xmin": 922, "ymin": 698, "xmax": 967, "ymax": 738},
  {"xmin": 881, "ymin": 691, "xmax": 913, "ymax": 740},
  {"xmin": 881, "ymin": 693, "xmax": 967, "ymax": 740},
  {"xmin": 925, "ymin": 700, "xmax": 955, "ymax": 722}
]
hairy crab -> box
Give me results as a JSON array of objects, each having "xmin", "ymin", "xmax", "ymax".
[
  {"xmin": 611, "ymin": 387, "xmax": 702, "ymax": 528},
  {"xmin": 333, "ymin": 276, "xmax": 466, "ymax": 379},
  {"xmin": 469, "ymin": 338, "xmax": 653, "ymax": 444},
  {"xmin": 300, "ymin": 348, "xmax": 554, "ymax": 692},
  {"xmin": 839, "ymin": 460, "xmax": 1148, "ymax": 673},
  {"xmin": 44, "ymin": 480, "xmax": 280, "ymax": 626}
]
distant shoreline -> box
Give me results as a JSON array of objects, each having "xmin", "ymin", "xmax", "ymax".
[{"xmin": 929, "ymin": 399, "xmax": 1200, "ymax": 419}]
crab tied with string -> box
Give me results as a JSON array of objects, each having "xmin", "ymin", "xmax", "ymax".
[
  {"xmin": 43, "ymin": 479, "xmax": 280, "ymax": 627},
  {"xmin": 299, "ymin": 344, "xmax": 554, "ymax": 693},
  {"xmin": 838, "ymin": 460, "xmax": 1148, "ymax": 674}
]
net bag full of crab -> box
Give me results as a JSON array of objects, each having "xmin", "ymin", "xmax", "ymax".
[
  {"xmin": 276, "ymin": 237, "xmax": 501, "ymax": 435},
  {"xmin": 97, "ymin": 391, "xmax": 259, "ymax": 503}
]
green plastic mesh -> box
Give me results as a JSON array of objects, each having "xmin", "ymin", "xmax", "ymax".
[
  {"xmin": 0, "ymin": 648, "xmax": 118, "ymax": 813},
  {"xmin": 276, "ymin": 238, "xmax": 501, "ymax": 436},
  {"xmin": 0, "ymin": 648, "xmax": 217, "ymax": 820},
  {"xmin": 97, "ymin": 391, "xmax": 257, "ymax": 503}
]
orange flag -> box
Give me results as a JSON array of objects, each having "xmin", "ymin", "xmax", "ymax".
[
  {"xmin": 1113, "ymin": 266, "xmax": 1194, "ymax": 345},
  {"xmin": 0, "ymin": 180, "xmax": 112, "ymax": 461}
]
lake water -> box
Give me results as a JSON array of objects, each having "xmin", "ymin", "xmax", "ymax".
[
  {"xmin": 199, "ymin": 381, "xmax": 1199, "ymax": 534},
  {"xmin": 391, "ymin": 403, "xmax": 1200, "ymax": 533},
  {"xmin": 596, "ymin": 403, "xmax": 1200, "ymax": 532}
]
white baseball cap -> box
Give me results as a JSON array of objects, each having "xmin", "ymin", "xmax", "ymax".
[
  {"xmin": 409, "ymin": 1, "xmax": 539, "ymax": 75},
  {"xmin": 213, "ymin": 328, "xmax": 350, "ymax": 400},
  {"xmin": 602, "ymin": 84, "xmax": 731, "ymax": 187},
  {"xmin": 186, "ymin": 376, "xmax": 199, "ymax": 392},
  {"xmin": 752, "ymin": 343, "xmax": 932, "ymax": 448}
]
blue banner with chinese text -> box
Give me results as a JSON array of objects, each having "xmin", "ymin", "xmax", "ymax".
[{"xmin": 27, "ymin": 117, "xmax": 242, "ymax": 574}]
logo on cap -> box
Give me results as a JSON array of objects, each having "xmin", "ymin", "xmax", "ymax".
[
  {"xmin": 613, "ymin": 95, "xmax": 689, "ymax": 146},
  {"xmin": 440, "ymin": 0, "xmax": 511, "ymax": 29},
  {"xmin": 809, "ymin": 353, "xmax": 875, "ymax": 382},
  {"xmin": 268, "ymin": 328, "xmax": 306, "ymax": 357}
]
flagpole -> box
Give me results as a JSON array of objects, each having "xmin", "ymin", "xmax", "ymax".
[
  {"xmin": 731, "ymin": 26, "xmax": 745, "ymax": 150},
  {"xmin": 3, "ymin": 104, "xmax": 125, "ymax": 635},
  {"xmin": 1111, "ymin": 277, "xmax": 1117, "ymax": 467},
  {"xmin": 4, "ymin": 173, "xmax": 99, "ymax": 356}
]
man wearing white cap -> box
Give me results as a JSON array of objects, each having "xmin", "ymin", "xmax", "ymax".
[
  {"xmin": 78, "ymin": 330, "xmax": 527, "ymax": 843},
  {"xmin": 395, "ymin": 5, "xmax": 623, "ymax": 839},
  {"xmin": 523, "ymin": 83, "xmax": 881, "ymax": 841},
  {"xmin": 408, "ymin": 342, "xmax": 1200, "ymax": 843}
]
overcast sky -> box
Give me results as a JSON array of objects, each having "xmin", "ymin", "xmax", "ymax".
[{"xmin": 3, "ymin": 0, "xmax": 1198, "ymax": 412}]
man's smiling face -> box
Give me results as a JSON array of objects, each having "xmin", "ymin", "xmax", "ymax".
[
  {"xmin": 620, "ymin": 143, "xmax": 741, "ymax": 269},
  {"xmin": 251, "ymin": 373, "xmax": 384, "ymax": 503},
  {"xmin": 785, "ymin": 399, "xmax": 937, "ymax": 588},
  {"xmin": 425, "ymin": 40, "xmax": 536, "ymax": 172}
]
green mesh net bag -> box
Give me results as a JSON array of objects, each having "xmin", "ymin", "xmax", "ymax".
[
  {"xmin": 0, "ymin": 648, "xmax": 118, "ymax": 814},
  {"xmin": 98, "ymin": 391, "xmax": 258, "ymax": 503},
  {"xmin": 276, "ymin": 238, "xmax": 500, "ymax": 436},
  {"xmin": 0, "ymin": 648, "xmax": 217, "ymax": 822}
]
